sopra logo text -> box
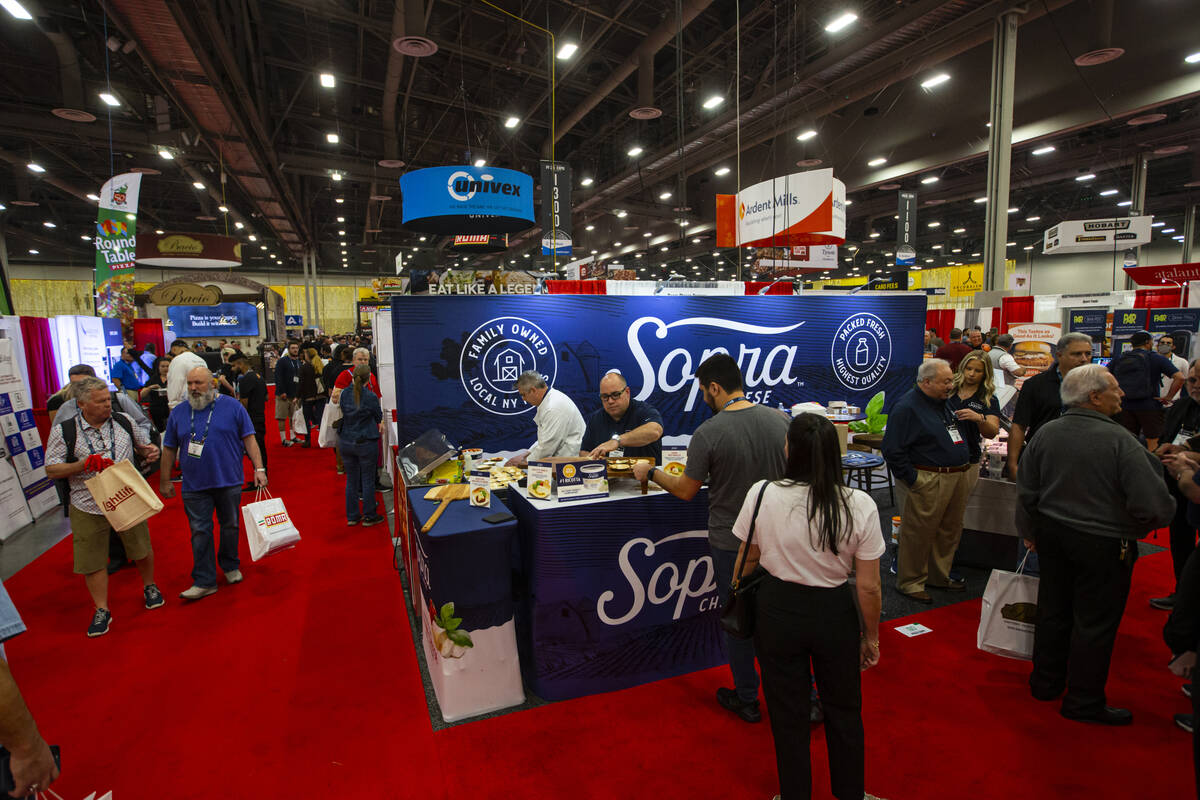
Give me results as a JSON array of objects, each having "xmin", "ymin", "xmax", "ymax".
[{"xmin": 447, "ymin": 171, "xmax": 523, "ymax": 203}]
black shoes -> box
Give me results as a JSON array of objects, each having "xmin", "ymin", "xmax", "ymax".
[
  {"xmin": 361, "ymin": 515, "xmax": 385, "ymax": 527},
  {"xmin": 143, "ymin": 584, "xmax": 165, "ymax": 610},
  {"xmin": 930, "ymin": 579, "xmax": 966, "ymax": 592},
  {"xmin": 1060, "ymin": 705, "xmax": 1133, "ymax": 726},
  {"xmin": 87, "ymin": 608, "xmax": 112, "ymax": 637},
  {"xmin": 1176, "ymin": 714, "xmax": 1194, "ymax": 734},
  {"xmin": 716, "ymin": 687, "xmax": 762, "ymax": 723},
  {"xmin": 1150, "ymin": 594, "xmax": 1176, "ymax": 611}
]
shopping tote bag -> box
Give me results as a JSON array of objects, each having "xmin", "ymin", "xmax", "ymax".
[
  {"xmin": 977, "ymin": 551, "xmax": 1039, "ymax": 660},
  {"xmin": 318, "ymin": 401, "xmax": 342, "ymax": 448},
  {"xmin": 291, "ymin": 403, "xmax": 307, "ymax": 437},
  {"xmin": 242, "ymin": 490, "xmax": 301, "ymax": 562},
  {"xmin": 84, "ymin": 459, "xmax": 164, "ymax": 531}
]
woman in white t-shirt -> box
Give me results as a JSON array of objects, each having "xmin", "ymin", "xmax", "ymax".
[{"xmin": 731, "ymin": 413, "xmax": 884, "ymax": 800}]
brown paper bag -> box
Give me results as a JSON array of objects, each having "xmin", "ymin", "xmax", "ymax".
[{"xmin": 85, "ymin": 459, "xmax": 164, "ymax": 531}]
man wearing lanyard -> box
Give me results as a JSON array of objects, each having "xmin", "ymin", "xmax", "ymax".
[
  {"xmin": 632, "ymin": 354, "xmax": 789, "ymax": 724},
  {"xmin": 44, "ymin": 377, "xmax": 163, "ymax": 636},
  {"xmin": 273, "ymin": 339, "xmax": 304, "ymax": 446},
  {"xmin": 881, "ymin": 359, "xmax": 972, "ymax": 604},
  {"xmin": 1008, "ymin": 333, "xmax": 1095, "ymax": 479},
  {"xmin": 161, "ymin": 367, "xmax": 267, "ymax": 601}
]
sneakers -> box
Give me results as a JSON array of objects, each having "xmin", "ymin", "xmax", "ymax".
[
  {"xmin": 143, "ymin": 584, "xmax": 165, "ymax": 610},
  {"xmin": 1176, "ymin": 714, "xmax": 1194, "ymax": 734},
  {"xmin": 87, "ymin": 608, "xmax": 112, "ymax": 637},
  {"xmin": 1151, "ymin": 594, "xmax": 1176, "ymax": 611},
  {"xmin": 224, "ymin": 570, "xmax": 244, "ymax": 584},
  {"xmin": 179, "ymin": 585, "xmax": 218, "ymax": 601},
  {"xmin": 1184, "ymin": 684, "xmax": 1192, "ymax": 699},
  {"xmin": 347, "ymin": 518, "xmax": 361, "ymax": 526},
  {"xmin": 280, "ymin": 439, "xmax": 293, "ymax": 447},
  {"xmin": 716, "ymin": 687, "xmax": 762, "ymax": 723},
  {"xmin": 336, "ymin": 466, "xmax": 345, "ymax": 475},
  {"xmin": 361, "ymin": 515, "xmax": 385, "ymax": 527}
]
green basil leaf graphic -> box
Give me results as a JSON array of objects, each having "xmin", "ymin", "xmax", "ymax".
[
  {"xmin": 440, "ymin": 601, "xmax": 455, "ymax": 619},
  {"xmin": 446, "ymin": 616, "xmax": 463, "ymax": 631},
  {"xmin": 447, "ymin": 629, "xmax": 473, "ymax": 647}
]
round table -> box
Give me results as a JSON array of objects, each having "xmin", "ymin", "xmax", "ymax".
[{"xmin": 841, "ymin": 451, "xmax": 890, "ymax": 499}]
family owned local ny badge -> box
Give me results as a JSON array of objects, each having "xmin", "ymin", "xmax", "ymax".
[
  {"xmin": 460, "ymin": 316, "xmax": 558, "ymax": 415},
  {"xmin": 831, "ymin": 313, "xmax": 891, "ymax": 391}
]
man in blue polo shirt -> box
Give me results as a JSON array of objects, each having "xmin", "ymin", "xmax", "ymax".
[
  {"xmin": 882, "ymin": 358, "xmax": 972, "ymax": 604},
  {"xmin": 160, "ymin": 366, "xmax": 267, "ymax": 600},
  {"xmin": 1110, "ymin": 330, "xmax": 1184, "ymax": 452},
  {"xmin": 579, "ymin": 370, "xmax": 665, "ymax": 463},
  {"xmin": 109, "ymin": 346, "xmax": 145, "ymax": 394}
]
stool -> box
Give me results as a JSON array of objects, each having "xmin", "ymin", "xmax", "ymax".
[{"xmin": 840, "ymin": 451, "xmax": 893, "ymax": 506}]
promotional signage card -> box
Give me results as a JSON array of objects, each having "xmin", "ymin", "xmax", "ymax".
[
  {"xmin": 391, "ymin": 294, "xmax": 925, "ymax": 451},
  {"xmin": 167, "ymin": 302, "xmax": 260, "ymax": 337},
  {"xmin": 1067, "ymin": 308, "xmax": 1108, "ymax": 347},
  {"xmin": 0, "ymin": 340, "xmax": 57, "ymax": 522},
  {"xmin": 530, "ymin": 458, "xmax": 608, "ymax": 502}
]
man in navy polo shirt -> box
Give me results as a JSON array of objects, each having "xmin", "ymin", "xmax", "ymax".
[
  {"xmin": 160, "ymin": 366, "xmax": 268, "ymax": 601},
  {"xmin": 580, "ymin": 370, "xmax": 665, "ymax": 463}
]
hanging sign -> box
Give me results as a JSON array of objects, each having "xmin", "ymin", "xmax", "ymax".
[
  {"xmin": 752, "ymin": 245, "xmax": 837, "ymax": 276},
  {"xmin": 94, "ymin": 172, "xmax": 143, "ymax": 324},
  {"xmin": 949, "ymin": 263, "xmax": 984, "ymax": 298},
  {"xmin": 539, "ymin": 160, "xmax": 573, "ymax": 256},
  {"xmin": 1042, "ymin": 216, "xmax": 1153, "ymax": 254},
  {"xmin": 451, "ymin": 234, "xmax": 508, "ymax": 253},
  {"xmin": 284, "ymin": 315, "xmax": 304, "ymax": 327},
  {"xmin": 147, "ymin": 283, "xmax": 223, "ymax": 306},
  {"xmin": 400, "ymin": 166, "xmax": 534, "ymax": 234},
  {"xmin": 136, "ymin": 232, "xmax": 241, "ymax": 269},
  {"xmin": 874, "ymin": 270, "xmax": 909, "ymax": 291},
  {"xmin": 1122, "ymin": 262, "xmax": 1200, "ymax": 287},
  {"xmin": 896, "ymin": 191, "xmax": 917, "ymax": 266},
  {"xmin": 715, "ymin": 168, "xmax": 846, "ymax": 248}
]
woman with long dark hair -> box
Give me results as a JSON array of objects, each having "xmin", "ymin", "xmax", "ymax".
[
  {"xmin": 338, "ymin": 363, "xmax": 384, "ymax": 527},
  {"xmin": 731, "ymin": 413, "xmax": 884, "ymax": 800},
  {"xmin": 137, "ymin": 356, "xmax": 172, "ymax": 432}
]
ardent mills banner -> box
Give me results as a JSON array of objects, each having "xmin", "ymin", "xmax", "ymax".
[{"xmin": 391, "ymin": 293, "xmax": 925, "ymax": 450}]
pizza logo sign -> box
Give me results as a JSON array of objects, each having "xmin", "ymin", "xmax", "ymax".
[{"xmin": 112, "ymin": 184, "xmax": 129, "ymax": 206}]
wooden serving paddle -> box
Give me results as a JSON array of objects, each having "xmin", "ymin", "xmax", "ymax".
[{"xmin": 421, "ymin": 483, "xmax": 471, "ymax": 532}]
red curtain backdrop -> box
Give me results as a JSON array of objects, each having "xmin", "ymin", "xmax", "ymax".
[
  {"xmin": 545, "ymin": 280, "xmax": 608, "ymax": 294},
  {"xmin": 1000, "ymin": 296, "xmax": 1034, "ymax": 333},
  {"xmin": 19, "ymin": 316, "xmax": 59, "ymax": 409},
  {"xmin": 991, "ymin": 307, "xmax": 1003, "ymax": 332},
  {"xmin": 925, "ymin": 309, "xmax": 955, "ymax": 343},
  {"xmin": 132, "ymin": 317, "xmax": 166, "ymax": 357},
  {"xmin": 1134, "ymin": 288, "xmax": 1182, "ymax": 309},
  {"xmin": 744, "ymin": 281, "xmax": 793, "ymax": 295}
]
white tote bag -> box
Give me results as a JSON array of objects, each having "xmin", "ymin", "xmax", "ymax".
[
  {"xmin": 977, "ymin": 551, "xmax": 1039, "ymax": 660},
  {"xmin": 290, "ymin": 403, "xmax": 307, "ymax": 437},
  {"xmin": 318, "ymin": 401, "xmax": 342, "ymax": 448},
  {"xmin": 241, "ymin": 490, "xmax": 301, "ymax": 562},
  {"xmin": 85, "ymin": 459, "xmax": 164, "ymax": 531}
]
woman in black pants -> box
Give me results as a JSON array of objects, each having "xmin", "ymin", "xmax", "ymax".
[{"xmin": 731, "ymin": 413, "xmax": 884, "ymax": 800}]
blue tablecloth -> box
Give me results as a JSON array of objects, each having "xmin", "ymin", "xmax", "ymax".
[{"xmin": 505, "ymin": 487, "xmax": 725, "ymax": 702}]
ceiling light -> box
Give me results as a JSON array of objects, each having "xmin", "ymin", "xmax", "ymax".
[
  {"xmin": 1026, "ymin": 215, "xmax": 1041, "ymax": 222},
  {"xmin": 868, "ymin": 231, "xmax": 881, "ymax": 238},
  {"xmin": 953, "ymin": 227, "xmax": 966, "ymax": 234},
  {"xmin": 644, "ymin": 232, "xmax": 653, "ymax": 238},
  {"xmin": 248, "ymin": 235, "xmax": 257, "ymax": 241},
  {"xmin": 474, "ymin": 158, "xmax": 486, "ymax": 167},
  {"xmin": 928, "ymin": 221, "xmax": 941, "ymax": 228},
  {"xmin": 844, "ymin": 199, "xmax": 853, "ymax": 206},
  {"xmin": 580, "ymin": 177, "xmax": 594, "ymax": 187},
  {"xmin": 615, "ymin": 210, "xmax": 627, "ymax": 218},
  {"xmin": 319, "ymin": 72, "xmax": 336, "ymax": 88},
  {"xmin": 218, "ymin": 205, "xmax": 228, "ymax": 213},
  {"xmin": 796, "ymin": 129, "xmax": 817, "ymax": 142},
  {"xmin": 627, "ymin": 146, "xmax": 643, "ymax": 157},
  {"xmin": 326, "ymin": 133, "xmax": 339, "ymax": 144},
  {"xmin": 26, "ymin": 162, "xmax": 44, "ymax": 173},
  {"xmin": 614, "ymin": 241, "xmax": 622, "ymax": 246},
  {"xmin": 504, "ymin": 116, "xmax": 520, "ymax": 128},
  {"xmin": 1007, "ymin": 207, "xmax": 1018, "ymax": 214},
  {"xmin": 1075, "ymin": 173, "xmax": 1096, "ymax": 182},
  {"xmin": 703, "ymin": 95, "xmax": 724, "ymax": 109},
  {"xmin": 557, "ymin": 42, "xmax": 578, "ymax": 60},
  {"xmin": 1162, "ymin": 228, "xmax": 1176, "ymax": 234},
  {"xmin": 98, "ymin": 92, "xmax": 119, "ymax": 107},
  {"xmin": 331, "ymin": 172, "xmax": 342, "ymax": 181},
  {"xmin": 659, "ymin": 191, "xmax": 672, "ymax": 200},
  {"xmin": 192, "ymin": 181, "xmax": 206, "ymax": 191},
  {"xmin": 80, "ymin": 235, "xmax": 90, "ymax": 241},
  {"xmin": 158, "ymin": 149, "xmax": 174, "ymax": 160},
  {"xmin": 714, "ymin": 166, "xmax": 731, "ymax": 176},
  {"xmin": 661, "ymin": 246, "xmax": 669, "ymax": 252},
  {"xmin": 974, "ymin": 197, "xmax": 987, "ymax": 203},
  {"xmin": 338, "ymin": 230, "xmax": 346, "ymax": 235},
  {"xmin": 27, "ymin": 249, "xmax": 38, "ymax": 255},
  {"xmin": 824, "ymin": 11, "xmax": 857, "ymax": 32},
  {"xmin": 1186, "ymin": 52, "xmax": 1200, "ymax": 64},
  {"xmin": 1117, "ymin": 200, "xmax": 1132, "ymax": 207},
  {"xmin": 1006, "ymin": 241, "xmax": 1016, "ymax": 247},
  {"xmin": 1153, "ymin": 222, "xmax": 1165, "ymax": 227},
  {"xmin": 86, "ymin": 193, "xmax": 100, "ymax": 201},
  {"xmin": 1032, "ymin": 145, "xmax": 1056, "ymax": 155},
  {"xmin": 951, "ymin": 248, "xmax": 962, "ymax": 253},
  {"xmin": 920, "ymin": 176, "xmax": 939, "ymax": 185},
  {"xmin": 867, "ymin": 157, "xmax": 887, "ymax": 167},
  {"xmin": 920, "ymin": 73, "xmax": 951, "ymax": 89},
  {"xmin": 234, "ymin": 221, "xmax": 244, "ymax": 230},
  {"xmin": 1099, "ymin": 189, "xmax": 1119, "ymax": 196},
  {"xmin": 260, "ymin": 245, "xmax": 267, "ymax": 251},
  {"xmin": 42, "ymin": 221, "xmax": 55, "ymax": 228},
  {"xmin": 585, "ymin": 224, "xmax": 595, "ymax": 231},
  {"xmin": 932, "ymin": 244, "xmax": 943, "ymax": 250},
  {"xmin": 692, "ymin": 237, "xmax": 701, "ymax": 244},
  {"xmin": 335, "ymin": 197, "xmax": 344, "ymax": 204},
  {"xmin": 1023, "ymin": 245, "xmax": 1034, "ymax": 250},
  {"xmin": 419, "ymin": 236, "xmax": 426, "ymax": 241}
]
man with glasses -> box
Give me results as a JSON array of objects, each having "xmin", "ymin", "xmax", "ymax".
[
  {"xmin": 580, "ymin": 370, "xmax": 664, "ymax": 462},
  {"xmin": 505, "ymin": 371, "xmax": 586, "ymax": 467}
]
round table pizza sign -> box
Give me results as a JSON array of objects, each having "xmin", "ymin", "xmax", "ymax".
[{"xmin": 400, "ymin": 166, "xmax": 534, "ymax": 235}]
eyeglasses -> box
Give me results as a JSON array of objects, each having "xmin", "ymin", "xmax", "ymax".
[{"xmin": 600, "ymin": 389, "xmax": 627, "ymax": 401}]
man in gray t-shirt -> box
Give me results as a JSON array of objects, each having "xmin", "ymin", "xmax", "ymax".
[{"xmin": 633, "ymin": 354, "xmax": 788, "ymax": 723}]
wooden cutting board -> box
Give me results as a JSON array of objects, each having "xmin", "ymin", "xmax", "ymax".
[{"xmin": 421, "ymin": 483, "xmax": 471, "ymax": 532}]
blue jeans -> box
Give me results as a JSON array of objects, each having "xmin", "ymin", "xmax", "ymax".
[
  {"xmin": 340, "ymin": 439, "xmax": 379, "ymax": 521},
  {"xmin": 711, "ymin": 544, "xmax": 760, "ymax": 703},
  {"xmin": 182, "ymin": 486, "xmax": 242, "ymax": 588}
]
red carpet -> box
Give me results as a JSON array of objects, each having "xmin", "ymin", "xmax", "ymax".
[{"xmin": 2, "ymin": 425, "xmax": 1193, "ymax": 798}]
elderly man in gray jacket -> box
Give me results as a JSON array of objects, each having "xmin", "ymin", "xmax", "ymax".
[{"xmin": 1018, "ymin": 364, "xmax": 1175, "ymax": 726}]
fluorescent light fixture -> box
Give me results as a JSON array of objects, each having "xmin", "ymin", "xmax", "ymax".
[
  {"xmin": 319, "ymin": 72, "xmax": 336, "ymax": 88},
  {"xmin": 80, "ymin": 235, "xmax": 90, "ymax": 241},
  {"xmin": 248, "ymin": 235, "xmax": 257, "ymax": 241},
  {"xmin": 952, "ymin": 227, "xmax": 966, "ymax": 234},
  {"xmin": 869, "ymin": 231, "xmax": 881, "ymax": 238},
  {"xmin": 260, "ymin": 245, "xmax": 267, "ymax": 250},
  {"xmin": 1099, "ymin": 189, "xmax": 1119, "ymax": 196},
  {"xmin": 474, "ymin": 158, "xmax": 487, "ymax": 167},
  {"xmin": 218, "ymin": 205, "xmax": 228, "ymax": 213},
  {"xmin": 692, "ymin": 237, "xmax": 701, "ymax": 244},
  {"xmin": 580, "ymin": 177, "xmax": 594, "ymax": 187},
  {"xmin": 234, "ymin": 221, "xmax": 244, "ymax": 230},
  {"xmin": 714, "ymin": 166, "xmax": 731, "ymax": 176},
  {"xmin": 1032, "ymin": 145, "xmax": 1056, "ymax": 155},
  {"xmin": 26, "ymin": 163, "xmax": 44, "ymax": 173},
  {"xmin": 27, "ymin": 249, "xmax": 37, "ymax": 255},
  {"xmin": 927, "ymin": 221, "xmax": 941, "ymax": 228},
  {"xmin": 192, "ymin": 181, "xmax": 205, "ymax": 190},
  {"xmin": 1023, "ymin": 245, "xmax": 1034, "ymax": 250},
  {"xmin": 556, "ymin": 42, "xmax": 578, "ymax": 60},
  {"xmin": 338, "ymin": 230, "xmax": 346, "ymax": 235},
  {"xmin": 971, "ymin": 252, "xmax": 980, "ymax": 257},
  {"xmin": 659, "ymin": 191, "xmax": 672, "ymax": 200},
  {"xmin": 931, "ymin": 244, "xmax": 943, "ymax": 250},
  {"xmin": 951, "ymin": 248, "xmax": 962, "ymax": 253},
  {"xmin": 99, "ymin": 92, "xmax": 120, "ymax": 107},
  {"xmin": 1, "ymin": 0, "xmax": 32, "ymax": 20},
  {"xmin": 335, "ymin": 197, "xmax": 344, "ymax": 204},
  {"xmin": 1007, "ymin": 207, "xmax": 1018, "ymax": 214},
  {"xmin": 1026, "ymin": 215, "xmax": 1041, "ymax": 222},
  {"xmin": 326, "ymin": 133, "xmax": 339, "ymax": 144},
  {"xmin": 585, "ymin": 224, "xmax": 595, "ymax": 231},
  {"xmin": 1117, "ymin": 200, "xmax": 1132, "ymax": 207},
  {"xmin": 504, "ymin": 116, "xmax": 520, "ymax": 128},
  {"xmin": 845, "ymin": 199, "xmax": 853, "ymax": 206},
  {"xmin": 824, "ymin": 12, "xmax": 857, "ymax": 32},
  {"xmin": 1186, "ymin": 52, "xmax": 1200, "ymax": 64},
  {"xmin": 703, "ymin": 95, "xmax": 724, "ymax": 109},
  {"xmin": 627, "ymin": 146, "xmax": 644, "ymax": 157},
  {"xmin": 1163, "ymin": 228, "xmax": 1176, "ymax": 234},
  {"xmin": 1075, "ymin": 173, "xmax": 1096, "ymax": 182},
  {"xmin": 615, "ymin": 209, "xmax": 628, "ymax": 218},
  {"xmin": 974, "ymin": 197, "xmax": 987, "ymax": 203},
  {"xmin": 796, "ymin": 129, "xmax": 817, "ymax": 142},
  {"xmin": 87, "ymin": 193, "xmax": 100, "ymax": 201},
  {"xmin": 43, "ymin": 221, "xmax": 55, "ymax": 228},
  {"xmin": 331, "ymin": 172, "xmax": 342, "ymax": 181},
  {"xmin": 867, "ymin": 157, "xmax": 887, "ymax": 167},
  {"xmin": 920, "ymin": 73, "xmax": 951, "ymax": 89},
  {"xmin": 1152, "ymin": 222, "xmax": 1165, "ymax": 227},
  {"xmin": 1006, "ymin": 241, "xmax": 1016, "ymax": 247},
  {"xmin": 158, "ymin": 149, "xmax": 174, "ymax": 160},
  {"xmin": 418, "ymin": 235, "xmax": 426, "ymax": 241},
  {"xmin": 920, "ymin": 176, "xmax": 939, "ymax": 184}
]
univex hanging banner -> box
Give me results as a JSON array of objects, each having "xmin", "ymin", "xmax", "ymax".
[
  {"xmin": 94, "ymin": 172, "xmax": 143, "ymax": 324},
  {"xmin": 539, "ymin": 161, "xmax": 573, "ymax": 256},
  {"xmin": 715, "ymin": 168, "xmax": 846, "ymax": 248},
  {"xmin": 400, "ymin": 166, "xmax": 534, "ymax": 234},
  {"xmin": 1042, "ymin": 215, "xmax": 1153, "ymax": 254},
  {"xmin": 896, "ymin": 191, "xmax": 917, "ymax": 266}
]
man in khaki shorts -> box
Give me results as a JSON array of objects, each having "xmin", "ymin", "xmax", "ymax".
[
  {"xmin": 273, "ymin": 339, "xmax": 304, "ymax": 446},
  {"xmin": 44, "ymin": 377, "xmax": 163, "ymax": 637}
]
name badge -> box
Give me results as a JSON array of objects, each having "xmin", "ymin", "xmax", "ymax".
[
  {"xmin": 187, "ymin": 440, "xmax": 205, "ymax": 458},
  {"xmin": 947, "ymin": 425, "xmax": 964, "ymax": 444},
  {"xmin": 1175, "ymin": 429, "xmax": 1196, "ymax": 447}
]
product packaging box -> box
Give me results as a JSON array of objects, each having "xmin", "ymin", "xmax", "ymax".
[
  {"xmin": 528, "ymin": 457, "xmax": 609, "ymax": 502},
  {"xmin": 661, "ymin": 447, "xmax": 687, "ymax": 478},
  {"xmin": 468, "ymin": 469, "xmax": 490, "ymax": 508}
]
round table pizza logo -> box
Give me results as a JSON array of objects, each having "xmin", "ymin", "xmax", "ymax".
[
  {"xmin": 831, "ymin": 313, "xmax": 891, "ymax": 391},
  {"xmin": 460, "ymin": 316, "xmax": 557, "ymax": 415}
]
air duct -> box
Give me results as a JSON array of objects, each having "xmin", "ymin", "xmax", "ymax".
[
  {"xmin": 1074, "ymin": 0, "xmax": 1122, "ymax": 66},
  {"xmin": 629, "ymin": 53, "xmax": 662, "ymax": 120},
  {"xmin": 383, "ymin": 0, "xmax": 435, "ymax": 162}
]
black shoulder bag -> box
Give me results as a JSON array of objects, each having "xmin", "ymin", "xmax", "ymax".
[{"xmin": 720, "ymin": 482, "xmax": 770, "ymax": 640}]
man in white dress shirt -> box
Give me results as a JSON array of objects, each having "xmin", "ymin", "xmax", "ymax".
[
  {"xmin": 505, "ymin": 370, "xmax": 585, "ymax": 467},
  {"xmin": 165, "ymin": 339, "xmax": 209, "ymax": 409}
]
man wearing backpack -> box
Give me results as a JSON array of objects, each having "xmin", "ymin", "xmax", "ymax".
[{"xmin": 1110, "ymin": 331, "xmax": 1184, "ymax": 451}]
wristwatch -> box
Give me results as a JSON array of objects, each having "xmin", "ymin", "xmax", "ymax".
[{"xmin": 611, "ymin": 433, "xmax": 621, "ymax": 446}]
